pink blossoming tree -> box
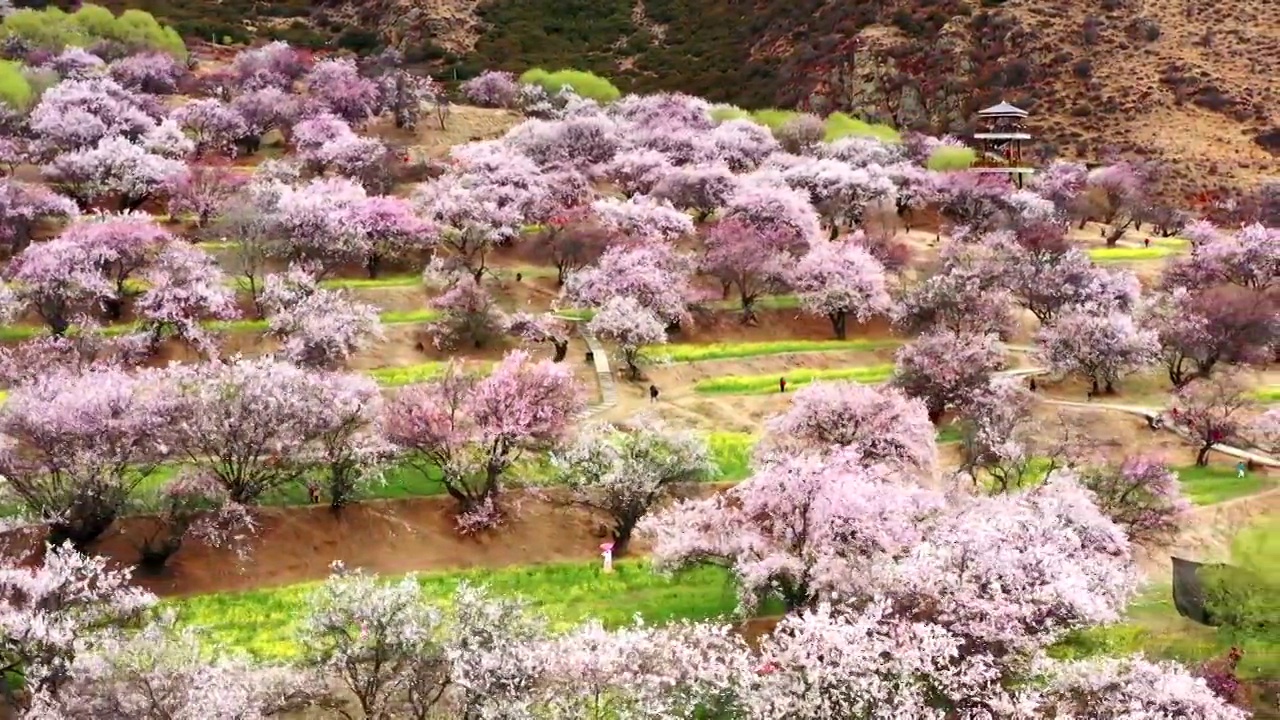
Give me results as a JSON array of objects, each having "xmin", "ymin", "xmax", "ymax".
[
  {"xmin": 892, "ymin": 330, "xmax": 1007, "ymax": 423},
  {"xmin": 1036, "ymin": 309, "xmax": 1160, "ymax": 395},
  {"xmin": 0, "ymin": 366, "xmax": 178, "ymax": 547},
  {"xmin": 1078, "ymin": 456, "xmax": 1192, "ymax": 546},
  {"xmin": 134, "ymin": 242, "xmax": 238, "ymax": 357},
  {"xmin": 789, "ymin": 239, "xmax": 892, "ymax": 339},
  {"xmin": 381, "ymin": 351, "xmax": 584, "ymax": 525}
]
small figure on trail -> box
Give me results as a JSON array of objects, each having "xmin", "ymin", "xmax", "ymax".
[
  {"xmin": 307, "ymin": 481, "xmax": 320, "ymax": 505},
  {"xmin": 1086, "ymin": 388, "xmax": 1095, "ymax": 401},
  {"xmin": 779, "ymin": 377, "xmax": 787, "ymax": 393},
  {"xmin": 1149, "ymin": 414, "xmax": 1164, "ymax": 430},
  {"xmin": 515, "ymin": 272, "xmax": 523, "ymax": 282},
  {"xmin": 1143, "ymin": 237, "xmax": 1151, "ymax": 248},
  {"xmin": 1028, "ymin": 377, "xmax": 1037, "ymax": 392},
  {"xmin": 649, "ymin": 384, "xmax": 659, "ymax": 403},
  {"xmin": 1237, "ymin": 460, "xmax": 1247, "ymax": 479}
]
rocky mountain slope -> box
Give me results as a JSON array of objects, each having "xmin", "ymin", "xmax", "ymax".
[{"xmin": 33, "ymin": 0, "xmax": 1279, "ymax": 196}]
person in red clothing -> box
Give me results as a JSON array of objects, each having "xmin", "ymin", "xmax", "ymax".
[{"xmin": 779, "ymin": 377, "xmax": 787, "ymax": 393}]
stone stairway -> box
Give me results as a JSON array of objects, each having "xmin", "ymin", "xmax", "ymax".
[{"xmin": 571, "ymin": 322, "xmax": 617, "ymax": 422}]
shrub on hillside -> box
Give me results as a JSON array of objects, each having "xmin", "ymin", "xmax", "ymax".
[
  {"xmin": 0, "ymin": 58, "xmax": 30, "ymax": 110},
  {"xmin": 927, "ymin": 145, "xmax": 978, "ymax": 170},
  {"xmin": 824, "ymin": 112, "xmax": 900, "ymax": 143},
  {"xmin": 0, "ymin": 4, "xmax": 186, "ymax": 59},
  {"xmin": 519, "ymin": 68, "xmax": 620, "ymax": 103}
]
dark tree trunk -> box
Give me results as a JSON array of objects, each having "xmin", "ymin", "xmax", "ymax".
[
  {"xmin": 552, "ymin": 340, "xmax": 568, "ymax": 362},
  {"xmin": 828, "ymin": 312, "xmax": 848, "ymax": 340},
  {"xmin": 101, "ymin": 296, "xmax": 124, "ymax": 322},
  {"xmin": 365, "ymin": 255, "xmax": 381, "ymax": 279},
  {"xmin": 1196, "ymin": 443, "xmax": 1212, "ymax": 467}
]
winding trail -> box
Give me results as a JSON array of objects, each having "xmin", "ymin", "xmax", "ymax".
[{"xmin": 1044, "ymin": 399, "xmax": 1280, "ymax": 468}]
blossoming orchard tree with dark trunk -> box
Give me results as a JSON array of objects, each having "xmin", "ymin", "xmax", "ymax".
[
  {"xmin": 528, "ymin": 207, "xmax": 611, "ymax": 287},
  {"xmin": 506, "ymin": 311, "xmax": 573, "ymax": 362},
  {"xmin": 789, "ymin": 239, "xmax": 892, "ymax": 340},
  {"xmin": 756, "ymin": 381, "xmax": 939, "ymax": 475},
  {"xmin": 260, "ymin": 266, "xmax": 384, "ymax": 370},
  {"xmin": 1036, "ymin": 308, "xmax": 1160, "ymax": 395},
  {"xmin": 0, "ymin": 178, "xmax": 78, "ymax": 257},
  {"xmin": 1078, "ymin": 456, "xmax": 1192, "ymax": 546},
  {"xmin": 586, "ymin": 295, "xmax": 668, "ymax": 380},
  {"xmin": 4, "ymin": 236, "xmax": 113, "ymax": 335},
  {"xmin": 381, "ymin": 351, "xmax": 584, "ymax": 528},
  {"xmin": 162, "ymin": 357, "xmax": 379, "ymax": 505},
  {"xmin": 0, "ymin": 367, "xmax": 178, "ymax": 549},
  {"xmin": 891, "ymin": 330, "xmax": 1007, "ymax": 423},
  {"xmin": 547, "ymin": 420, "xmax": 717, "ymax": 555},
  {"xmin": 1170, "ymin": 372, "xmax": 1255, "ymax": 467},
  {"xmin": 135, "ymin": 242, "xmax": 239, "ymax": 357},
  {"xmin": 565, "ymin": 241, "xmax": 696, "ymax": 329},
  {"xmin": 699, "ymin": 216, "xmax": 805, "ymax": 324}
]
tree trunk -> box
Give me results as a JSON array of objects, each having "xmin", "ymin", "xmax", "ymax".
[
  {"xmin": 612, "ymin": 519, "xmax": 638, "ymax": 556},
  {"xmin": 928, "ymin": 405, "xmax": 944, "ymax": 425},
  {"xmin": 365, "ymin": 255, "xmax": 381, "ymax": 279},
  {"xmin": 829, "ymin": 312, "xmax": 847, "ymax": 340},
  {"xmin": 1196, "ymin": 443, "xmax": 1212, "ymax": 467},
  {"xmin": 101, "ymin": 296, "xmax": 125, "ymax": 322}
]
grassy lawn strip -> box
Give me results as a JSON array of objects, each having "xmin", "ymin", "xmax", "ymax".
[
  {"xmin": 1253, "ymin": 386, "xmax": 1280, "ymax": 403},
  {"xmin": 646, "ymin": 338, "xmax": 899, "ymax": 363},
  {"xmin": 1177, "ymin": 465, "xmax": 1274, "ymax": 505},
  {"xmin": 171, "ymin": 561, "xmax": 749, "ymax": 661},
  {"xmin": 366, "ymin": 362, "xmax": 449, "ymax": 387},
  {"xmin": 1, "ymin": 309, "xmax": 443, "ymax": 342},
  {"xmin": 694, "ymin": 364, "xmax": 894, "ymax": 395},
  {"xmin": 1086, "ymin": 246, "xmax": 1179, "ymax": 263}
]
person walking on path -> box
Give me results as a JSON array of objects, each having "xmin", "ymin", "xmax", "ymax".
[
  {"xmin": 779, "ymin": 377, "xmax": 787, "ymax": 393},
  {"xmin": 1237, "ymin": 460, "xmax": 1247, "ymax": 479},
  {"xmin": 649, "ymin": 384, "xmax": 659, "ymax": 403}
]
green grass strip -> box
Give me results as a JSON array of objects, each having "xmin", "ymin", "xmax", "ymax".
[
  {"xmin": 2, "ymin": 309, "xmax": 444, "ymax": 342},
  {"xmin": 694, "ymin": 364, "xmax": 894, "ymax": 395},
  {"xmin": 170, "ymin": 561, "xmax": 747, "ymax": 661},
  {"xmin": 366, "ymin": 362, "xmax": 450, "ymax": 387},
  {"xmin": 1253, "ymin": 386, "xmax": 1280, "ymax": 403},
  {"xmin": 1086, "ymin": 246, "xmax": 1179, "ymax": 263},
  {"xmin": 708, "ymin": 431, "xmax": 755, "ymax": 482},
  {"xmin": 646, "ymin": 338, "xmax": 898, "ymax": 363},
  {"xmin": 1176, "ymin": 465, "xmax": 1274, "ymax": 505}
]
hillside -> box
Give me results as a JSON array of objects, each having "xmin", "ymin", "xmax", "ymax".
[{"xmin": 25, "ymin": 0, "xmax": 1280, "ymax": 195}]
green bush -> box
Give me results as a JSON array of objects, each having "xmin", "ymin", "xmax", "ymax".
[
  {"xmin": 0, "ymin": 4, "xmax": 186, "ymax": 59},
  {"xmin": 824, "ymin": 112, "xmax": 900, "ymax": 143},
  {"xmin": 0, "ymin": 7, "xmax": 86, "ymax": 50},
  {"xmin": 1202, "ymin": 520, "xmax": 1280, "ymax": 639},
  {"xmin": 519, "ymin": 68, "xmax": 621, "ymax": 103},
  {"xmin": 0, "ymin": 60, "xmax": 33, "ymax": 112},
  {"xmin": 926, "ymin": 145, "xmax": 978, "ymax": 170},
  {"xmin": 709, "ymin": 105, "xmax": 752, "ymax": 123},
  {"xmin": 749, "ymin": 108, "xmax": 798, "ymax": 130}
]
